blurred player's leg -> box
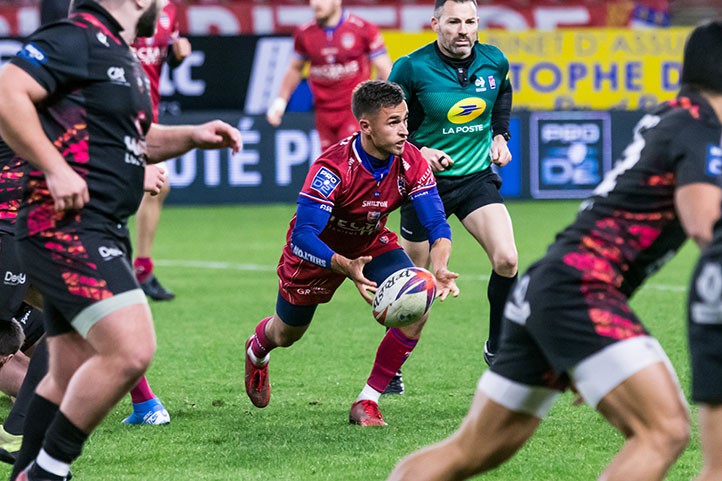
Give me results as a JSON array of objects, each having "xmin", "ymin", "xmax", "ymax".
[
  {"xmin": 122, "ymin": 376, "xmax": 169, "ymax": 426},
  {"xmin": 0, "ymin": 338, "xmax": 48, "ymax": 466},
  {"xmin": 134, "ymin": 182, "xmax": 174, "ymax": 302},
  {"xmin": 696, "ymin": 405, "xmax": 722, "ymax": 481}
]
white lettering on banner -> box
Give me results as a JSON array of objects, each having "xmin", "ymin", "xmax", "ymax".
[
  {"xmin": 534, "ymin": 7, "xmax": 590, "ymax": 30},
  {"xmin": 204, "ymin": 149, "xmax": 221, "ymax": 186},
  {"xmin": 230, "ymin": 118, "xmax": 261, "ymax": 186},
  {"xmin": 170, "ymin": 51, "xmax": 206, "ymax": 96},
  {"xmin": 167, "ymin": 152, "xmax": 196, "ymax": 187},
  {"xmin": 275, "ymin": 131, "xmax": 320, "ymax": 186},
  {"xmin": 0, "ymin": 40, "xmax": 23, "ymax": 65},
  {"xmin": 187, "ymin": 5, "xmax": 240, "ymax": 34},
  {"xmin": 541, "ymin": 123, "xmax": 599, "ymax": 143}
]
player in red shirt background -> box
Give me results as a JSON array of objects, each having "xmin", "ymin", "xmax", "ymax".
[
  {"xmin": 131, "ymin": 0, "xmax": 192, "ymax": 302},
  {"xmin": 266, "ymin": 0, "xmax": 393, "ymax": 151}
]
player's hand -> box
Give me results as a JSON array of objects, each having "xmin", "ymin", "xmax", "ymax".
[
  {"xmin": 172, "ymin": 37, "xmax": 192, "ymax": 62},
  {"xmin": 433, "ymin": 267, "xmax": 459, "ymax": 301},
  {"xmin": 143, "ymin": 164, "xmax": 166, "ymax": 196},
  {"xmin": 331, "ymin": 254, "xmax": 377, "ymax": 301},
  {"xmin": 266, "ymin": 98, "xmax": 287, "ymax": 127},
  {"xmin": 192, "ymin": 120, "xmax": 243, "ymax": 154},
  {"xmin": 491, "ymin": 135, "xmax": 512, "ymax": 167},
  {"xmin": 420, "ymin": 147, "xmax": 454, "ymax": 173},
  {"xmin": 45, "ymin": 163, "xmax": 89, "ymax": 212}
]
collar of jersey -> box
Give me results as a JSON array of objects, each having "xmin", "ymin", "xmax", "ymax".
[
  {"xmin": 322, "ymin": 10, "xmax": 348, "ymax": 34},
  {"xmin": 73, "ymin": 0, "xmax": 124, "ymax": 35},
  {"xmin": 353, "ymin": 135, "xmax": 394, "ymax": 182}
]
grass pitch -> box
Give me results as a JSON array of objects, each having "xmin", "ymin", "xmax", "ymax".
[{"xmin": 0, "ymin": 200, "xmax": 703, "ymax": 480}]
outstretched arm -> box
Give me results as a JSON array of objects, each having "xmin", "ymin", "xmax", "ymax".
[
  {"xmin": 146, "ymin": 120, "xmax": 242, "ymax": 163},
  {"xmin": 267, "ymin": 57, "xmax": 306, "ymax": 126}
]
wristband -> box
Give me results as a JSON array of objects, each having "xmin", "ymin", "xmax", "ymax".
[{"xmin": 267, "ymin": 97, "xmax": 288, "ymax": 116}]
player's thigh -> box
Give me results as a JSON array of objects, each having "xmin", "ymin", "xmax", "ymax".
[
  {"xmin": 688, "ymin": 255, "xmax": 722, "ymax": 405},
  {"xmin": 461, "ymin": 204, "xmax": 516, "ymax": 265},
  {"xmin": 363, "ymin": 248, "xmax": 414, "ymax": 285}
]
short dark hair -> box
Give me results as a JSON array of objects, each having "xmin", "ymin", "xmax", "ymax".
[
  {"xmin": 351, "ymin": 80, "xmax": 405, "ymax": 120},
  {"xmin": 0, "ymin": 319, "xmax": 24, "ymax": 357},
  {"xmin": 434, "ymin": 0, "xmax": 477, "ymax": 18},
  {"xmin": 681, "ymin": 20, "xmax": 722, "ymax": 95}
]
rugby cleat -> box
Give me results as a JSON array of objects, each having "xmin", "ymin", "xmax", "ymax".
[
  {"xmin": 349, "ymin": 400, "xmax": 387, "ymax": 426},
  {"xmin": 382, "ymin": 370, "xmax": 405, "ymax": 395},
  {"xmin": 140, "ymin": 274, "xmax": 175, "ymax": 301},
  {"xmin": 244, "ymin": 337, "xmax": 271, "ymax": 408},
  {"xmin": 0, "ymin": 425, "xmax": 21, "ymax": 464},
  {"xmin": 16, "ymin": 462, "xmax": 68, "ymax": 481},
  {"xmin": 122, "ymin": 398, "xmax": 170, "ymax": 425}
]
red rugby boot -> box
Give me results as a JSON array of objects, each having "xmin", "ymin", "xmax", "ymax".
[
  {"xmin": 349, "ymin": 400, "xmax": 388, "ymax": 426},
  {"xmin": 244, "ymin": 337, "xmax": 271, "ymax": 408}
]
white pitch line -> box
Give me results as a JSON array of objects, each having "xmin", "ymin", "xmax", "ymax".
[{"xmin": 153, "ymin": 259, "xmax": 687, "ymax": 292}]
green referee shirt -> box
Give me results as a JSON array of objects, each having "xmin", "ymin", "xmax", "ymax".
[{"xmin": 389, "ymin": 41, "xmax": 511, "ymax": 177}]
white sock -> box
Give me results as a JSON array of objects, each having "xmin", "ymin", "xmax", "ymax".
[
  {"xmin": 36, "ymin": 448, "xmax": 70, "ymax": 478},
  {"xmin": 356, "ymin": 384, "xmax": 382, "ymax": 404},
  {"xmin": 247, "ymin": 345, "xmax": 269, "ymax": 366}
]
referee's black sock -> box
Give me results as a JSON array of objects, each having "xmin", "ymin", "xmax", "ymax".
[
  {"xmin": 10, "ymin": 394, "xmax": 58, "ymax": 481},
  {"xmin": 487, "ymin": 271, "xmax": 517, "ymax": 353}
]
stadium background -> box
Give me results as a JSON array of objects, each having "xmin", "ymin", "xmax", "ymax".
[{"xmin": 0, "ymin": 0, "xmax": 715, "ymax": 205}]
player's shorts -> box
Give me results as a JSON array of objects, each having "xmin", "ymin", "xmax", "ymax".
[
  {"xmin": 400, "ymin": 167, "xmax": 503, "ymax": 242},
  {"xmin": 0, "ymin": 232, "xmax": 30, "ymax": 321},
  {"xmin": 687, "ymin": 252, "xmax": 722, "ymax": 403},
  {"xmin": 482, "ymin": 259, "xmax": 675, "ymax": 416},
  {"xmin": 19, "ymin": 224, "xmax": 147, "ymax": 338},
  {"xmin": 13, "ymin": 303, "xmax": 45, "ymax": 352},
  {"xmin": 276, "ymin": 248, "xmax": 413, "ymax": 327},
  {"xmin": 315, "ymin": 108, "xmax": 359, "ymax": 152}
]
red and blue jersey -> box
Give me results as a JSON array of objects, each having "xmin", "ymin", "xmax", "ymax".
[
  {"xmin": 131, "ymin": 1, "xmax": 179, "ymax": 120},
  {"xmin": 294, "ymin": 12, "xmax": 387, "ymax": 112},
  {"xmin": 286, "ymin": 133, "xmax": 449, "ymax": 268}
]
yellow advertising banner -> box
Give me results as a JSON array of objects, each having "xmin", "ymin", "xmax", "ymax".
[{"xmin": 383, "ymin": 28, "xmax": 691, "ymax": 110}]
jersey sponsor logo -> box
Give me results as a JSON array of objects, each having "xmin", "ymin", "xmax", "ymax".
[
  {"xmin": 310, "ymin": 167, "xmax": 340, "ymax": 198},
  {"xmin": 446, "ymin": 97, "xmax": 486, "ymax": 125},
  {"xmin": 124, "ymin": 136, "xmax": 147, "ymax": 167},
  {"xmin": 327, "ymin": 215, "xmax": 378, "ymax": 235},
  {"xmin": 705, "ymin": 144, "xmax": 722, "ymax": 177},
  {"xmin": 96, "ymin": 32, "xmax": 109, "ymax": 47},
  {"xmin": 16, "ymin": 309, "xmax": 31, "ymax": 326},
  {"xmin": 98, "ymin": 245, "xmax": 124, "ymax": 260},
  {"xmin": 475, "ymin": 76, "xmax": 486, "ymax": 92},
  {"xmin": 18, "ymin": 43, "xmax": 46, "ymax": 65},
  {"xmin": 361, "ymin": 200, "xmax": 388, "ymax": 208},
  {"xmin": 107, "ymin": 66, "xmax": 128, "ymax": 85},
  {"xmin": 133, "ymin": 46, "xmax": 164, "ymax": 66},
  {"xmin": 3, "ymin": 270, "xmax": 25, "ymax": 286},
  {"xmin": 309, "ymin": 60, "xmax": 360, "ymax": 81},
  {"xmin": 691, "ymin": 262, "xmax": 722, "ymax": 324},
  {"xmin": 367, "ymin": 211, "xmax": 381, "ymax": 222},
  {"xmin": 488, "ymin": 75, "xmax": 497, "ymax": 89},
  {"xmin": 341, "ymin": 33, "xmax": 356, "ymax": 50}
]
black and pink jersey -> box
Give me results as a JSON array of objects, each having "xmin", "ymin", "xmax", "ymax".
[
  {"xmin": 0, "ymin": 143, "xmax": 24, "ymax": 234},
  {"xmin": 544, "ymin": 88, "xmax": 722, "ymax": 295},
  {"xmin": 286, "ymin": 133, "xmax": 436, "ymax": 260},
  {"xmin": 8, "ymin": 0, "xmax": 152, "ymax": 238}
]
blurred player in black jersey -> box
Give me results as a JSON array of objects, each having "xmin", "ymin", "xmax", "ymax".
[
  {"xmin": 389, "ymin": 21, "xmax": 722, "ymax": 481},
  {"xmin": 0, "ymin": 1, "xmax": 241, "ymax": 480}
]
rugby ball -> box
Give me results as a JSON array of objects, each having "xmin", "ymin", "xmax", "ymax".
[{"xmin": 372, "ymin": 267, "xmax": 437, "ymax": 328}]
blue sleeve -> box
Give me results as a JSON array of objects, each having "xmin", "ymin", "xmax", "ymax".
[
  {"xmin": 289, "ymin": 196, "xmax": 335, "ymax": 269},
  {"xmin": 410, "ymin": 187, "xmax": 452, "ymax": 245}
]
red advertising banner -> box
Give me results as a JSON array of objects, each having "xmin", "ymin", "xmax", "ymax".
[{"xmin": 0, "ymin": 1, "xmax": 669, "ymax": 36}]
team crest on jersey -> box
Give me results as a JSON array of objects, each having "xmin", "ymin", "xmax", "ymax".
[
  {"xmin": 159, "ymin": 13, "xmax": 171, "ymax": 30},
  {"xmin": 18, "ymin": 43, "xmax": 46, "ymax": 65},
  {"xmin": 311, "ymin": 167, "xmax": 341, "ymax": 198},
  {"xmin": 397, "ymin": 175, "xmax": 408, "ymax": 196},
  {"xmin": 341, "ymin": 33, "xmax": 356, "ymax": 49},
  {"xmin": 446, "ymin": 97, "xmax": 486, "ymax": 124},
  {"xmin": 706, "ymin": 144, "xmax": 722, "ymax": 177}
]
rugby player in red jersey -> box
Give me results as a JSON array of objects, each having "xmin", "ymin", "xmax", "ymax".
[
  {"xmin": 246, "ymin": 80, "xmax": 459, "ymax": 426},
  {"xmin": 131, "ymin": 0, "xmax": 191, "ymax": 302},
  {"xmin": 266, "ymin": 0, "xmax": 393, "ymax": 151}
]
